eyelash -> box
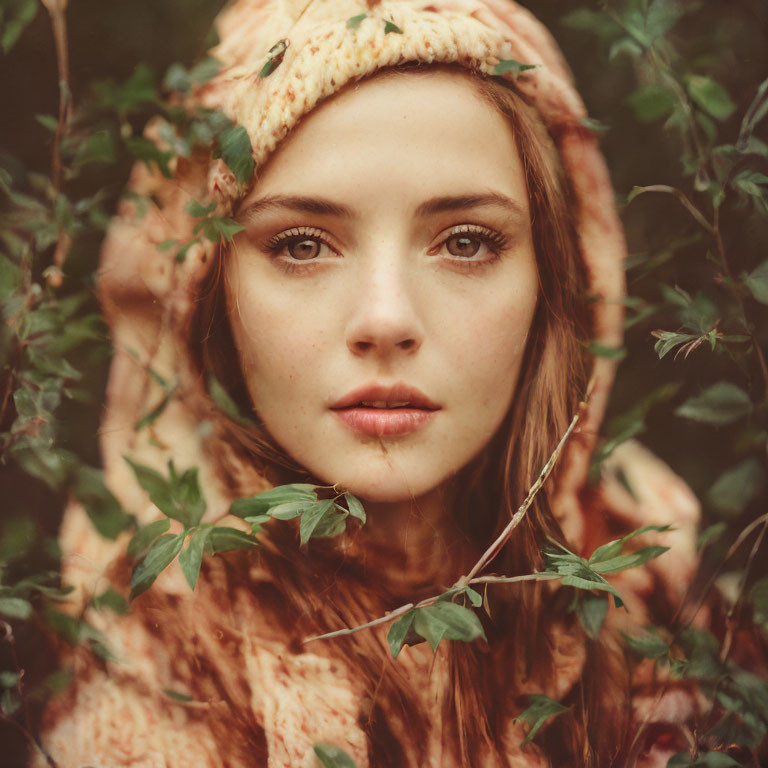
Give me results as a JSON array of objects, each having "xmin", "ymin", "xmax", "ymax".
[{"xmin": 262, "ymin": 224, "xmax": 509, "ymax": 275}]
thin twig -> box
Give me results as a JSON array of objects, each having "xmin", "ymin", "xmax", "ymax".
[
  {"xmin": 629, "ymin": 185, "xmax": 714, "ymax": 234},
  {"xmin": 720, "ymin": 515, "xmax": 768, "ymax": 663},
  {"xmin": 462, "ymin": 389, "xmax": 588, "ymax": 585},
  {"xmin": 303, "ymin": 391, "xmax": 587, "ymax": 646},
  {"xmin": 41, "ymin": 0, "xmax": 72, "ymax": 286},
  {"xmin": 674, "ymin": 512, "xmax": 768, "ymax": 629},
  {"xmin": 467, "ymin": 573, "xmax": 559, "ymax": 586},
  {"xmin": 0, "ymin": 622, "xmax": 58, "ymax": 768},
  {"xmin": 303, "ymin": 603, "xmax": 415, "ymax": 644},
  {"xmin": 42, "ymin": 0, "xmax": 71, "ymax": 193}
]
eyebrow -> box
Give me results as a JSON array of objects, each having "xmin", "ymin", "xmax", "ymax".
[{"xmin": 238, "ymin": 192, "xmax": 527, "ymax": 221}]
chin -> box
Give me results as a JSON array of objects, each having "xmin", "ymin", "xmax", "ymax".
[{"xmin": 341, "ymin": 473, "xmax": 441, "ymax": 505}]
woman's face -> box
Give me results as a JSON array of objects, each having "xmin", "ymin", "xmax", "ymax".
[{"xmin": 226, "ymin": 70, "xmax": 539, "ymax": 503}]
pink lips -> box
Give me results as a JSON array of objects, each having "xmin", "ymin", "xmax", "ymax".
[{"xmin": 330, "ymin": 381, "xmax": 440, "ymax": 437}]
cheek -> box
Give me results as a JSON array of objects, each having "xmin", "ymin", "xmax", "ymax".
[
  {"xmin": 226, "ymin": 274, "xmax": 322, "ymax": 393},
  {"xmin": 444, "ymin": 288, "xmax": 537, "ymax": 395}
]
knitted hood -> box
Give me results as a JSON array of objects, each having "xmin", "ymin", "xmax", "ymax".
[{"xmin": 96, "ymin": 0, "xmax": 626, "ymax": 553}]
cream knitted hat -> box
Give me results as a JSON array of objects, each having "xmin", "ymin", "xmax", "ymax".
[{"xmin": 94, "ymin": 0, "xmax": 626, "ymax": 558}]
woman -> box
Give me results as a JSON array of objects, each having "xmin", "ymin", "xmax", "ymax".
[{"xmin": 35, "ymin": 0, "xmax": 704, "ymax": 765}]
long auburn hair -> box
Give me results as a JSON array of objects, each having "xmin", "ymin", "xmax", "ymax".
[{"xmin": 186, "ymin": 64, "xmax": 631, "ymax": 766}]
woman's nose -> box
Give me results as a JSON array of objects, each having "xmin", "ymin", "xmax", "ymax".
[{"xmin": 345, "ymin": 262, "xmax": 424, "ymax": 358}]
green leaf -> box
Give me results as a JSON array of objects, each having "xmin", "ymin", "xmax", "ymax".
[
  {"xmin": 708, "ymin": 458, "xmax": 765, "ymax": 517},
  {"xmin": 686, "ymin": 75, "xmax": 736, "ymax": 122},
  {"xmin": 514, "ymin": 694, "xmax": 570, "ymax": 745},
  {"xmin": 172, "ymin": 466, "xmax": 206, "ymax": 527},
  {"xmin": 125, "ymin": 136, "xmax": 173, "ymax": 177},
  {"xmin": 208, "ymin": 526, "xmax": 260, "ymax": 552},
  {"xmin": 576, "ymin": 594, "xmax": 608, "ymax": 639},
  {"xmin": 588, "ymin": 341, "xmax": 626, "ymax": 360},
  {"xmin": 383, "ymin": 20, "xmax": 403, "ymax": 34},
  {"xmin": 622, "ymin": 630, "xmax": 669, "ymax": 658},
  {"xmin": 130, "ymin": 533, "xmax": 185, "ymax": 600},
  {"xmin": 208, "ymin": 373, "xmax": 252, "ymax": 424},
  {"xmin": 589, "ymin": 546, "xmax": 669, "ymax": 574},
  {"xmin": 92, "ymin": 588, "xmax": 131, "ymax": 616},
  {"xmin": 299, "ymin": 499, "xmax": 336, "ymax": 545},
  {"xmin": 178, "ymin": 526, "xmax": 212, "ymax": 590},
  {"xmin": 42, "ymin": 608, "xmax": 114, "ymax": 659},
  {"xmin": 184, "ymin": 199, "xmax": 217, "ymax": 218},
  {"xmin": 209, "ymin": 217, "xmax": 245, "ymax": 241},
  {"xmin": 73, "ymin": 466, "xmax": 133, "ymax": 540},
  {"xmin": 412, "ymin": 601, "xmax": 486, "ymax": 652},
  {"xmin": 35, "ymin": 114, "xmax": 58, "ymax": 132},
  {"xmin": 217, "ymin": 124, "xmax": 255, "ymax": 182},
  {"xmin": 561, "ymin": 8, "xmax": 623, "ymax": 42},
  {"xmin": 163, "ymin": 688, "xmax": 194, "ymax": 702},
  {"xmin": 346, "ymin": 13, "xmax": 366, "ymax": 29},
  {"xmin": 258, "ymin": 39, "xmax": 288, "ymax": 79},
  {"xmin": 175, "ymin": 238, "xmax": 200, "ymax": 263},
  {"xmin": 589, "ymin": 525, "xmax": 670, "ymax": 564},
  {"xmin": 0, "ymin": 0, "xmax": 38, "ymax": 54},
  {"xmin": 667, "ymin": 751, "xmax": 741, "ymax": 767},
  {"xmin": 464, "ymin": 587, "xmax": 483, "ymax": 608},
  {"xmin": 157, "ymin": 239, "xmax": 178, "ymax": 252},
  {"xmin": 269, "ymin": 500, "xmax": 317, "ymax": 520},
  {"xmin": 626, "ymin": 84, "xmax": 677, "ymax": 123},
  {"xmin": 750, "ymin": 577, "xmax": 768, "ymax": 626},
  {"xmin": 387, "ymin": 610, "xmax": 417, "ymax": 658},
  {"xmin": 744, "ymin": 259, "xmax": 768, "ymax": 305},
  {"xmin": 313, "ymin": 744, "xmax": 359, "ymax": 768},
  {"xmin": 696, "ymin": 522, "xmax": 726, "ymax": 551},
  {"xmin": 739, "ymin": 76, "xmax": 768, "ymax": 143},
  {"xmin": 230, "ymin": 484, "xmax": 318, "ymax": 518},
  {"xmin": 0, "ymin": 597, "xmax": 32, "ymax": 620},
  {"xmin": 493, "ymin": 59, "xmax": 537, "ymax": 77},
  {"xmin": 653, "ymin": 330, "xmax": 699, "ymax": 360},
  {"xmin": 0, "ymin": 671, "xmax": 19, "ymax": 688},
  {"xmin": 674, "ymin": 382, "xmax": 753, "ymax": 426},
  {"xmin": 127, "ymin": 518, "xmax": 170, "ymax": 559},
  {"xmin": 124, "ymin": 457, "xmax": 180, "ymax": 521},
  {"xmin": 343, "ymin": 492, "xmax": 366, "ymax": 524},
  {"xmin": 134, "ymin": 389, "xmax": 174, "ymax": 430}
]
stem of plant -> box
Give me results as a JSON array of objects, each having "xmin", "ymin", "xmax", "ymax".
[{"xmin": 302, "ymin": 386, "xmax": 588, "ymax": 646}]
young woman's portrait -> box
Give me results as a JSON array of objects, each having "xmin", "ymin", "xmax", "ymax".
[{"xmin": 1, "ymin": 0, "xmax": 767, "ymax": 766}]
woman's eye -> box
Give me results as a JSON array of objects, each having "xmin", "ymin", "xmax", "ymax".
[
  {"xmin": 436, "ymin": 226, "xmax": 508, "ymax": 262},
  {"xmin": 445, "ymin": 234, "xmax": 484, "ymax": 259},
  {"xmin": 286, "ymin": 238, "xmax": 322, "ymax": 260},
  {"xmin": 263, "ymin": 227, "xmax": 334, "ymax": 263}
]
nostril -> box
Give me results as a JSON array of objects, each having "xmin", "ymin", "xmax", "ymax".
[{"xmin": 398, "ymin": 338, "xmax": 417, "ymax": 351}]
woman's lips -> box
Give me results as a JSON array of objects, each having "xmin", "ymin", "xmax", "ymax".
[{"xmin": 332, "ymin": 407, "xmax": 438, "ymax": 437}]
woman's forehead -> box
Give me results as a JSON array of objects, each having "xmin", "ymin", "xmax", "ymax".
[{"xmin": 241, "ymin": 68, "xmax": 529, "ymax": 214}]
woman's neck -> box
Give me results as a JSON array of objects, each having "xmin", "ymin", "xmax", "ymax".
[{"xmin": 348, "ymin": 485, "xmax": 475, "ymax": 596}]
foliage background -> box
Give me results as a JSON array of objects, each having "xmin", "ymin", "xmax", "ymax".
[{"xmin": 0, "ymin": 0, "xmax": 767, "ymax": 764}]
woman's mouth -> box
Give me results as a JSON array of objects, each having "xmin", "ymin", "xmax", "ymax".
[
  {"xmin": 330, "ymin": 382, "xmax": 440, "ymax": 436},
  {"xmin": 332, "ymin": 405, "xmax": 438, "ymax": 437}
]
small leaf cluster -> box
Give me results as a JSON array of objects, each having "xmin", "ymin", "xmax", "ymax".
[
  {"xmin": 387, "ymin": 586, "xmax": 485, "ymax": 659},
  {"xmin": 543, "ymin": 525, "xmax": 671, "ymax": 609},
  {"xmin": 158, "ymin": 198, "xmax": 244, "ymax": 264},
  {"xmin": 624, "ymin": 625, "xmax": 768, "ymax": 761},
  {"xmin": 125, "ymin": 458, "xmax": 260, "ymax": 599},
  {"xmin": 230, "ymin": 483, "xmax": 366, "ymax": 546}
]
